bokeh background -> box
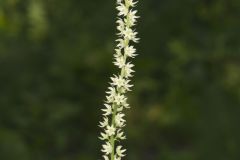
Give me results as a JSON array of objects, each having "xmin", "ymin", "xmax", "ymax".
[{"xmin": 0, "ymin": 0, "xmax": 240, "ymax": 159}]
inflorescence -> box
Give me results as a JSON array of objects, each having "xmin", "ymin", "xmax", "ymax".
[{"xmin": 99, "ymin": 0, "xmax": 139, "ymax": 160}]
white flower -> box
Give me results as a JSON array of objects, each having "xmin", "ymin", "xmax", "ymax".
[
  {"xmin": 116, "ymin": 38, "xmax": 125, "ymax": 49},
  {"xmin": 111, "ymin": 75, "xmax": 132, "ymax": 92},
  {"xmin": 116, "ymin": 3, "xmax": 128, "ymax": 16},
  {"xmin": 106, "ymin": 95, "xmax": 114, "ymax": 103},
  {"xmin": 111, "ymin": 75, "xmax": 125, "ymax": 88},
  {"xmin": 127, "ymin": 10, "xmax": 139, "ymax": 26},
  {"xmin": 105, "ymin": 125, "xmax": 116, "ymax": 136},
  {"xmin": 116, "ymin": 146, "xmax": 126, "ymax": 157},
  {"xmin": 116, "ymin": 130, "xmax": 126, "ymax": 140},
  {"xmin": 114, "ymin": 56, "xmax": 126, "ymax": 68},
  {"xmin": 125, "ymin": 45, "xmax": 137, "ymax": 58},
  {"xmin": 115, "ymin": 113, "xmax": 126, "ymax": 127},
  {"xmin": 123, "ymin": 27, "xmax": 139, "ymax": 42},
  {"xmin": 114, "ymin": 93, "xmax": 126, "ymax": 105},
  {"xmin": 99, "ymin": 132, "xmax": 108, "ymax": 140},
  {"xmin": 116, "ymin": 18, "xmax": 125, "ymax": 36},
  {"xmin": 103, "ymin": 155, "xmax": 109, "ymax": 160},
  {"xmin": 99, "ymin": 117, "xmax": 109, "ymax": 128},
  {"xmin": 101, "ymin": 104, "xmax": 112, "ymax": 116},
  {"xmin": 106, "ymin": 87, "xmax": 117, "ymax": 103},
  {"xmin": 122, "ymin": 99, "xmax": 130, "ymax": 108},
  {"xmin": 122, "ymin": 79, "xmax": 133, "ymax": 92},
  {"xmin": 106, "ymin": 87, "xmax": 116, "ymax": 96},
  {"xmin": 123, "ymin": 27, "xmax": 133, "ymax": 39},
  {"xmin": 127, "ymin": 0, "xmax": 138, "ymax": 7},
  {"xmin": 102, "ymin": 142, "xmax": 112, "ymax": 155},
  {"xmin": 114, "ymin": 48, "xmax": 122, "ymax": 58},
  {"xmin": 123, "ymin": 62, "xmax": 135, "ymax": 78}
]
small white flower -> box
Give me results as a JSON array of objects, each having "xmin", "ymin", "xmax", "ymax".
[
  {"xmin": 106, "ymin": 87, "xmax": 116, "ymax": 96},
  {"xmin": 133, "ymin": 35, "xmax": 140, "ymax": 43},
  {"xmin": 114, "ymin": 93, "xmax": 126, "ymax": 105},
  {"xmin": 105, "ymin": 125, "xmax": 116, "ymax": 136},
  {"xmin": 106, "ymin": 87, "xmax": 117, "ymax": 103},
  {"xmin": 123, "ymin": 62, "xmax": 135, "ymax": 78},
  {"xmin": 114, "ymin": 56, "xmax": 126, "ymax": 68},
  {"xmin": 99, "ymin": 117, "xmax": 109, "ymax": 128},
  {"xmin": 122, "ymin": 79, "xmax": 133, "ymax": 92},
  {"xmin": 122, "ymin": 99, "xmax": 130, "ymax": 108},
  {"xmin": 106, "ymin": 95, "xmax": 114, "ymax": 103},
  {"xmin": 116, "ymin": 3, "xmax": 128, "ymax": 16},
  {"xmin": 125, "ymin": 45, "xmax": 137, "ymax": 58},
  {"xmin": 116, "ymin": 130, "xmax": 126, "ymax": 140},
  {"xmin": 111, "ymin": 75, "xmax": 125, "ymax": 88},
  {"xmin": 116, "ymin": 18, "xmax": 125, "ymax": 36},
  {"xmin": 123, "ymin": 27, "xmax": 139, "ymax": 42},
  {"xmin": 103, "ymin": 155, "xmax": 109, "ymax": 160},
  {"xmin": 102, "ymin": 142, "xmax": 112, "ymax": 155},
  {"xmin": 101, "ymin": 104, "xmax": 112, "ymax": 116},
  {"xmin": 115, "ymin": 113, "xmax": 126, "ymax": 127},
  {"xmin": 123, "ymin": 27, "xmax": 133, "ymax": 39},
  {"xmin": 99, "ymin": 132, "xmax": 109, "ymax": 140},
  {"xmin": 127, "ymin": 0, "xmax": 138, "ymax": 7},
  {"xmin": 127, "ymin": 10, "xmax": 139, "ymax": 26},
  {"xmin": 116, "ymin": 38, "xmax": 125, "ymax": 49},
  {"xmin": 114, "ymin": 48, "xmax": 122, "ymax": 58},
  {"xmin": 111, "ymin": 75, "xmax": 132, "ymax": 92},
  {"xmin": 116, "ymin": 146, "xmax": 126, "ymax": 157}
]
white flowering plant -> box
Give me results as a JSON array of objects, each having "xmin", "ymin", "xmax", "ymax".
[{"xmin": 99, "ymin": 0, "xmax": 139, "ymax": 160}]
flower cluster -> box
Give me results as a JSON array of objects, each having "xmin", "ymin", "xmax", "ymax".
[{"xmin": 99, "ymin": 0, "xmax": 139, "ymax": 160}]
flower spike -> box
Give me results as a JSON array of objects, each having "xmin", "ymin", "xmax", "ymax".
[{"xmin": 99, "ymin": 0, "xmax": 139, "ymax": 159}]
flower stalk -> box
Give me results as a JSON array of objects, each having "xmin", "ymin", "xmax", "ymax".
[{"xmin": 99, "ymin": 0, "xmax": 139, "ymax": 159}]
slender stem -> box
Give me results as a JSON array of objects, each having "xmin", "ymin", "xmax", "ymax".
[
  {"xmin": 110, "ymin": 49, "xmax": 129, "ymax": 160},
  {"xmin": 110, "ymin": 104, "xmax": 117, "ymax": 160},
  {"xmin": 110, "ymin": 27, "xmax": 130, "ymax": 160}
]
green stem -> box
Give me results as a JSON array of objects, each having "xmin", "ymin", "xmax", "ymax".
[{"xmin": 110, "ymin": 104, "xmax": 117, "ymax": 160}]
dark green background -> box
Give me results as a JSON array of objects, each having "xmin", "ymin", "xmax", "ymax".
[{"xmin": 0, "ymin": 0, "xmax": 239, "ymax": 159}]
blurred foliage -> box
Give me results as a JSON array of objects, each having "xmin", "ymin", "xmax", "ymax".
[{"xmin": 0, "ymin": 0, "xmax": 240, "ymax": 160}]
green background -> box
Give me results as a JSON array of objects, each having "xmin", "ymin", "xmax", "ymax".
[{"xmin": 0, "ymin": 0, "xmax": 240, "ymax": 159}]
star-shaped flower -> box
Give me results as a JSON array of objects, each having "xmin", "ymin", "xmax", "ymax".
[
  {"xmin": 116, "ymin": 38, "xmax": 125, "ymax": 49},
  {"xmin": 114, "ymin": 56, "xmax": 126, "ymax": 68},
  {"xmin": 116, "ymin": 3, "xmax": 128, "ymax": 16},
  {"xmin": 127, "ymin": 10, "xmax": 139, "ymax": 26},
  {"xmin": 128, "ymin": 0, "xmax": 138, "ymax": 7},
  {"xmin": 116, "ymin": 18, "xmax": 125, "ymax": 36},
  {"xmin": 123, "ymin": 62, "xmax": 135, "ymax": 78},
  {"xmin": 111, "ymin": 75, "xmax": 126, "ymax": 88},
  {"xmin": 99, "ymin": 132, "xmax": 108, "ymax": 140},
  {"xmin": 125, "ymin": 45, "xmax": 137, "ymax": 58},
  {"xmin": 123, "ymin": 27, "xmax": 139, "ymax": 42},
  {"xmin": 116, "ymin": 129, "xmax": 126, "ymax": 140},
  {"xmin": 103, "ymin": 155, "xmax": 109, "ymax": 160},
  {"xmin": 115, "ymin": 113, "xmax": 126, "ymax": 127},
  {"xmin": 99, "ymin": 117, "xmax": 109, "ymax": 128},
  {"xmin": 101, "ymin": 104, "xmax": 112, "ymax": 116},
  {"xmin": 102, "ymin": 142, "xmax": 112, "ymax": 155},
  {"xmin": 114, "ymin": 93, "xmax": 126, "ymax": 105},
  {"xmin": 105, "ymin": 125, "xmax": 116, "ymax": 136},
  {"xmin": 116, "ymin": 146, "xmax": 126, "ymax": 157}
]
